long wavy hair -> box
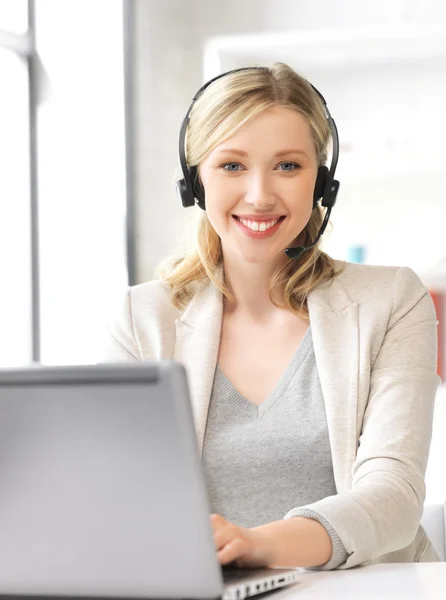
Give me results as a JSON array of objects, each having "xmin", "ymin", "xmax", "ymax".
[{"xmin": 156, "ymin": 62, "xmax": 343, "ymax": 317}]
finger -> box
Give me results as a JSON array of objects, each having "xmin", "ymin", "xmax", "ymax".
[
  {"xmin": 210, "ymin": 514, "xmax": 229, "ymax": 535},
  {"xmin": 210, "ymin": 513, "xmax": 226, "ymax": 527},
  {"xmin": 217, "ymin": 538, "xmax": 246, "ymax": 566},
  {"xmin": 213, "ymin": 527, "xmax": 233, "ymax": 551}
]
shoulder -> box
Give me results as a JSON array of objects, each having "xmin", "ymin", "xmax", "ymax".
[
  {"xmin": 331, "ymin": 259, "xmax": 429, "ymax": 309},
  {"xmin": 108, "ymin": 279, "xmax": 179, "ymax": 325},
  {"xmin": 309, "ymin": 259, "xmax": 434, "ymax": 330},
  {"xmin": 128, "ymin": 279, "xmax": 181, "ymax": 324},
  {"xmin": 106, "ymin": 279, "xmax": 182, "ymax": 361}
]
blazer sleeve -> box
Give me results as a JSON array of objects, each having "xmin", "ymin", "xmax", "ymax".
[
  {"xmin": 100, "ymin": 287, "xmax": 142, "ymax": 363},
  {"xmin": 284, "ymin": 266, "xmax": 441, "ymax": 569}
]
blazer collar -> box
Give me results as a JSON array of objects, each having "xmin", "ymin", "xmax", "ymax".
[
  {"xmin": 174, "ymin": 262, "xmax": 359, "ymax": 493},
  {"xmin": 306, "ymin": 260, "xmax": 352, "ymax": 315}
]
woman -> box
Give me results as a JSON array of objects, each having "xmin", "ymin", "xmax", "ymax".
[{"xmin": 104, "ymin": 63, "xmax": 440, "ymax": 570}]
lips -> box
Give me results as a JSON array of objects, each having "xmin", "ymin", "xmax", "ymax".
[
  {"xmin": 232, "ymin": 215, "xmax": 286, "ymax": 238},
  {"xmin": 233, "ymin": 215, "xmax": 285, "ymax": 221}
]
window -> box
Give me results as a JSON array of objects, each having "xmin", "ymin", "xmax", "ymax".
[
  {"xmin": 0, "ymin": 0, "xmax": 27, "ymax": 34},
  {"xmin": 0, "ymin": 46, "xmax": 32, "ymax": 366},
  {"xmin": 0, "ymin": 0, "xmax": 129, "ymax": 367}
]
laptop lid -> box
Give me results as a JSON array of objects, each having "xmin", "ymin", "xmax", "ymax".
[{"xmin": 0, "ymin": 361, "xmax": 223, "ymax": 599}]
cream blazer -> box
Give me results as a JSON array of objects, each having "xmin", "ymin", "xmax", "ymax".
[{"xmin": 103, "ymin": 260, "xmax": 441, "ymax": 569}]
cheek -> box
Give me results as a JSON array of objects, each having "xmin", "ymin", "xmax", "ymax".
[
  {"xmin": 203, "ymin": 198, "xmax": 228, "ymax": 237},
  {"xmin": 206, "ymin": 207, "xmax": 232, "ymax": 237},
  {"xmin": 204, "ymin": 184, "xmax": 235, "ymax": 218},
  {"xmin": 269, "ymin": 169, "xmax": 313, "ymax": 194},
  {"xmin": 287, "ymin": 174, "xmax": 317, "ymax": 206},
  {"xmin": 291, "ymin": 172, "xmax": 316, "ymax": 193}
]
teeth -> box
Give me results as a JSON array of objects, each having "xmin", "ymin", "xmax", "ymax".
[{"xmin": 239, "ymin": 218, "xmax": 279, "ymax": 231}]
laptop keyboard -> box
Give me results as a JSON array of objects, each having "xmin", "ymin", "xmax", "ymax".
[{"xmin": 222, "ymin": 565, "xmax": 292, "ymax": 584}]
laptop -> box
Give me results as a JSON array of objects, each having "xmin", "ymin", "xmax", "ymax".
[{"xmin": 0, "ymin": 361, "xmax": 300, "ymax": 599}]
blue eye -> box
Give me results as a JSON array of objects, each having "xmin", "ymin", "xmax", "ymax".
[
  {"xmin": 279, "ymin": 162, "xmax": 300, "ymax": 171},
  {"xmin": 222, "ymin": 163, "xmax": 241, "ymax": 172}
]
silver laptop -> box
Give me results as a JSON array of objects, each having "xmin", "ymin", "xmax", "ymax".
[{"xmin": 0, "ymin": 361, "xmax": 300, "ymax": 599}]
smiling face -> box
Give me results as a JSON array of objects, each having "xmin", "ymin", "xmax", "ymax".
[{"xmin": 198, "ymin": 105, "xmax": 319, "ymax": 267}]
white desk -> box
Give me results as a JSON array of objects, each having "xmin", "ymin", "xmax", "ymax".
[{"xmin": 272, "ymin": 563, "xmax": 446, "ymax": 599}]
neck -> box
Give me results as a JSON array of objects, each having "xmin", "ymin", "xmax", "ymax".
[{"xmin": 222, "ymin": 254, "xmax": 286, "ymax": 319}]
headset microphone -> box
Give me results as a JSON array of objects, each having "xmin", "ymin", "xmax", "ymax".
[
  {"xmin": 177, "ymin": 67, "xmax": 340, "ymax": 259},
  {"xmin": 285, "ymin": 224, "xmax": 325, "ymax": 259},
  {"xmin": 284, "ymin": 204, "xmax": 332, "ymax": 259}
]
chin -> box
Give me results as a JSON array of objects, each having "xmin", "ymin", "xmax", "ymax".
[{"xmin": 235, "ymin": 247, "xmax": 284, "ymax": 265}]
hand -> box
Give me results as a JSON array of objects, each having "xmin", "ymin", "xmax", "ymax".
[{"xmin": 210, "ymin": 513, "xmax": 271, "ymax": 568}]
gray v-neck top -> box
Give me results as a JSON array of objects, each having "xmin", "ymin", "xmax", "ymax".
[{"xmin": 201, "ymin": 327, "xmax": 348, "ymax": 570}]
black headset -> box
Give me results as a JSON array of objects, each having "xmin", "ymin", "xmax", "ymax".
[{"xmin": 176, "ymin": 67, "xmax": 340, "ymax": 259}]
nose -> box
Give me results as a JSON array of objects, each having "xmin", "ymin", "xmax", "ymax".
[{"xmin": 244, "ymin": 171, "xmax": 276, "ymax": 209}]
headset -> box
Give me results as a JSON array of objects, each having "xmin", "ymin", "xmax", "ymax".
[{"xmin": 176, "ymin": 67, "xmax": 340, "ymax": 259}]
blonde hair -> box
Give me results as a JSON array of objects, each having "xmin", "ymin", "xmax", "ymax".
[{"xmin": 156, "ymin": 62, "xmax": 343, "ymax": 317}]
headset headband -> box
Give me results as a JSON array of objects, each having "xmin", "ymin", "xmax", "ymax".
[{"xmin": 178, "ymin": 67, "xmax": 339, "ymax": 201}]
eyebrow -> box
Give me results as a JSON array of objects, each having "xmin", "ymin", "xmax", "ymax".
[{"xmin": 216, "ymin": 148, "xmax": 309, "ymax": 159}]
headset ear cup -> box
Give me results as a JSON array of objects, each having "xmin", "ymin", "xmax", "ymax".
[
  {"xmin": 194, "ymin": 179, "xmax": 206, "ymax": 210},
  {"xmin": 190, "ymin": 166, "xmax": 206, "ymax": 210},
  {"xmin": 313, "ymin": 166, "xmax": 329, "ymax": 208},
  {"xmin": 176, "ymin": 178, "xmax": 194, "ymax": 207},
  {"xmin": 323, "ymin": 178, "xmax": 340, "ymax": 209}
]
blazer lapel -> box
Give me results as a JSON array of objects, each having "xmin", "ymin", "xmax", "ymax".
[
  {"xmin": 173, "ymin": 280, "xmax": 223, "ymax": 454},
  {"xmin": 307, "ymin": 277, "xmax": 359, "ymax": 493}
]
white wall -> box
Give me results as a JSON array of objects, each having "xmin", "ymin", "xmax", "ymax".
[{"xmin": 131, "ymin": 0, "xmax": 446, "ymax": 282}]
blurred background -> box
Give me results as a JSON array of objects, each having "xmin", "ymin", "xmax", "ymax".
[{"xmin": 1, "ymin": 0, "xmax": 445, "ymax": 500}]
